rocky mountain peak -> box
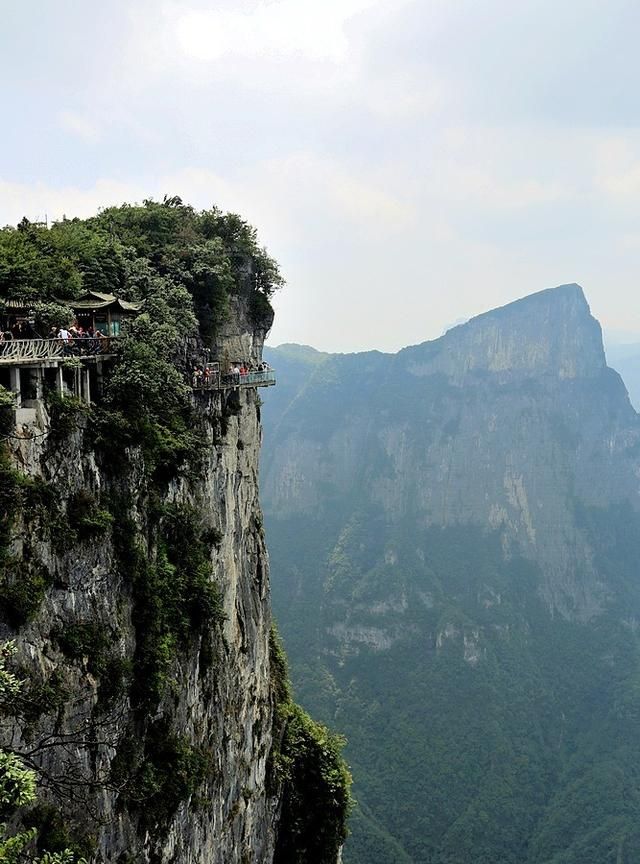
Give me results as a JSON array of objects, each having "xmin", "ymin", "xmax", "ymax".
[
  {"xmin": 261, "ymin": 285, "xmax": 640, "ymax": 863},
  {"xmin": 404, "ymin": 283, "xmax": 606, "ymax": 383}
]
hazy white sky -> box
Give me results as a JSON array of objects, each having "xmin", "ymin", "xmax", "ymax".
[{"xmin": 2, "ymin": 0, "xmax": 640, "ymax": 351}]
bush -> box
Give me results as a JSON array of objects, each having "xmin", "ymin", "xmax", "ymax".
[
  {"xmin": 0, "ymin": 561, "xmax": 52, "ymax": 628},
  {"xmin": 53, "ymin": 622, "xmax": 113, "ymax": 678},
  {"xmin": 268, "ymin": 622, "xmax": 352, "ymax": 863},
  {"xmin": 66, "ymin": 491, "xmax": 113, "ymax": 540},
  {"xmin": 44, "ymin": 392, "xmax": 89, "ymax": 444},
  {"xmin": 111, "ymin": 721, "xmax": 208, "ymax": 837},
  {"xmin": 0, "ymin": 386, "xmax": 15, "ymax": 436},
  {"xmin": 17, "ymin": 669, "xmax": 69, "ymax": 726},
  {"xmin": 273, "ymin": 704, "xmax": 352, "ymax": 864},
  {"xmin": 32, "ymin": 301, "xmax": 74, "ymax": 336},
  {"xmin": 113, "ymin": 506, "xmax": 225, "ymax": 712},
  {"xmin": 24, "ymin": 804, "xmax": 94, "ymax": 860}
]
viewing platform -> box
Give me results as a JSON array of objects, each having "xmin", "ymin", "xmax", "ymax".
[
  {"xmin": 0, "ymin": 336, "xmax": 118, "ymax": 364},
  {"xmin": 0, "ymin": 338, "xmax": 119, "ymax": 422},
  {"xmin": 0, "ymin": 339, "xmax": 275, "ymax": 427},
  {"xmin": 192, "ymin": 365, "xmax": 276, "ymax": 391}
]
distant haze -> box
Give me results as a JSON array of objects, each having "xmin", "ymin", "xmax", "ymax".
[{"xmin": 4, "ymin": 2, "xmax": 640, "ymax": 350}]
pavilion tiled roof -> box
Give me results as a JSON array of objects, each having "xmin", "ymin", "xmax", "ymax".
[{"xmin": 71, "ymin": 291, "xmax": 141, "ymax": 313}]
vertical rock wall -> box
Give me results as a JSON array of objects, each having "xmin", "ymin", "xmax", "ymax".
[{"xmin": 1, "ymin": 316, "xmax": 290, "ymax": 863}]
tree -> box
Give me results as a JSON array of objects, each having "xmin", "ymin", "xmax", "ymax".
[{"xmin": 0, "ymin": 643, "xmax": 87, "ymax": 864}]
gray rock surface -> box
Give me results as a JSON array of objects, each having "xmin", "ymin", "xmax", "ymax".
[
  {"xmin": 260, "ymin": 284, "xmax": 640, "ymax": 863},
  {"xmin": 1, "ymin": 313, "xmax": 289, "ymax": 863},
  {"xmin": 263, "ymin": 283, "xmax": 640, "ymax": 621}
]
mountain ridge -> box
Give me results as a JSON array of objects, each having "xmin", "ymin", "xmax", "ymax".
[{"xmin": 262, "ymin": 284, "xmax": 640, "ymax": 863}]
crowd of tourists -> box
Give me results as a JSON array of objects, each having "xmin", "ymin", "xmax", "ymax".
[
  {"xmin": 191, "ymin": 365, "xmax": 219, "ymax": 388},
  {"xmin": 0, "ymin": 320, "xmax": 112, "ymax": 356},
  {"xmin": 191, "ymin": 360, "xmax": 272, "ymax": 389},
  {"xmin": 48, "ymin": 324, "xmax": 112, "ymax": 356},
  {"xmin": 2, "ymin": 319, "xmax": 273, "ymax": 390}
]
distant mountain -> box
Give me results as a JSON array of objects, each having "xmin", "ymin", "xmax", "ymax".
[
  {"xmin": 262, "ymin": 284, "xmax": 640, "ymax": 864},
  {"xmin": 606, "ymin": 341, "xmax": 640, "ymax": 410}
]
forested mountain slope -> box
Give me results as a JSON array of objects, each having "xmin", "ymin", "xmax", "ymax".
[{"xmin": 261, "ymin": 284, "xmax": 640, "ymax": 864}]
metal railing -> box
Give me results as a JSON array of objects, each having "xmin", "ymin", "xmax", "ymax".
[
  {"xmin": 192, "ymin": 368, "xmax": 276, "ymax": 390},
  {"xmin": 0, "ymin": 337, "xmax": 119, "ymax": 364},
  {"xmin": 222, "ymin": 370, "xmax": 276, "ymax": 388}
]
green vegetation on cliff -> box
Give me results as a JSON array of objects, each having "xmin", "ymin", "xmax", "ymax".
[
  {"xmin": 0, "ymin": 200, "xmax": 351, "ymax": 861},
  {"xmin": 269, "ymin": 625, "xmax": 353, "ymax": 864},
  {"xmin": 0, "ymin": 197, "xmax": 282, "ymax": 336},
  {"xmin": 0, "ymin": 196, "xmax": 282, "ymax": 479}
]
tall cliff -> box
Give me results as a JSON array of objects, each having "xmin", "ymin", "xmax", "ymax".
[
  {"xmin": 4, "ymin": 331, "xmax": 275, "ymax": 862},
  {"xmin": 261, "ymin": 285, "xmax": 640, "ymax": 863},
  {"xmin": 0, "ymin": 202, "xmax": 350, "ymax": 864},
  {"xmin": 607, "ymin": 340, "xmax": 640, "ymax": 411}
]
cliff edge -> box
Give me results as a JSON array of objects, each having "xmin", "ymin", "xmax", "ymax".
[{"xmin": 0, "ymin": 202, "xmax": 350, "ymax": 864}]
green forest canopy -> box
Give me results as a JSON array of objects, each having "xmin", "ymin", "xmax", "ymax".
[
  {"xmin": 0, "ymin": 197, "xmax": 284, "ymax": 475},
  {"xmin": 0, "ymin": 195, "xmax": 283, "ymax": 347}
]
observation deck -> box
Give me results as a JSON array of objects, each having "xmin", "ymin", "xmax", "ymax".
[
  {"xmin": 191, "ymin": 365, "xmax": 276, "ymax": 391},
  {"xmin": 0, "ymin": 337, "xmax": 118, "ymax": 364},
  {"xmin": 1, "ymin": 341, "xmax": 275, "ymax": 427},
  {"xmin": 0, "ymin": 337, "xmax": 120, "ymax": 420}
]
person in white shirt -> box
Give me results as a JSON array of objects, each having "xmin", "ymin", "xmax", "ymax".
[{"xmin": 57, "ymin": 327, "xmax": 70, "ymax": 341}]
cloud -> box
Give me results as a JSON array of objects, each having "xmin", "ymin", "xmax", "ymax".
[
  {"xmin": 0, "ymin": 178, "xmax": 144, "ymax": 228},
  {"xmin": 170, "ymin": 0, "xmax": 384, "ymax": 63},
  {"xmin": 434, "ymin": 163, "xmax": 568, "ymax": 210},
  {"xmin": 594, "ymin": 135, "xmax": 640, "ymax": 201},
  {"xmin": 0, "ymin": 152, "xmax": 410, "ymax": 246},
  {"xmin": 58, "ymin": 110, "xmax": 101, "ymax": 143},
  {"xmin": 3, "ymin": 1, "xmax": 640, "ymax": 351}
]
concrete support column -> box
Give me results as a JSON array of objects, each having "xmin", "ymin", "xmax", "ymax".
[
  {"xmin": 83, "ymin": 367, "xmax": 91, "ymax": 404},
  {"xmin": 96, "ymin": 359, "xmax": 103, "ymax": 399},
  {"xmin": 56, "ymin": 364, "xmax": 64, "ymax": 396},
  {"xmin": 9, "ymin": 367, "xmax": 21, "ymax": 407},
  {"xmin": 34, "ymin": 367, "xmax": 44, "ymax": 401}
]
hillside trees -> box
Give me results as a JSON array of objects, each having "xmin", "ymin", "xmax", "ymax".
[
  {"xmin": 0, "ymin": 197, "xmax": 283, "ymax": 344},
  {"xmin": 0, "ymin": 643, "xmax": 87, "ymax": 864}
]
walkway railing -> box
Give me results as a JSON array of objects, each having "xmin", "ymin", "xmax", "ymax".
[
  {"xmin": 0, "ymin": 337, "xmax": 119, "ymax": 364},
  {"xmin": 222, "ymin": 370, "xmax": 276, "ymax": 388},
  {"xmin": 193, "ymin": 369, "xmax": 276, "ymax": 390},
  {"xmin": 0, "ymin": 338, "xmax": 275, "ymax": 393}
]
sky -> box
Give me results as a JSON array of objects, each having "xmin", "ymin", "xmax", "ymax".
[{"xmin": 2, "ymin": 0, "xmax": 640, "ymax": 352}]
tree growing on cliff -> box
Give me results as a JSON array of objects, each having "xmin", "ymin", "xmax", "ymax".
[{"xmin": 0, "ymin": 643, "xmax": 87, "ymax": 864}]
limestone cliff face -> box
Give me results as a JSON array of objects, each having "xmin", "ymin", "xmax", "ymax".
[
  {"xmin": 405, "ymin": 283, "xmax": 605, "ymax": 382},
  {"xmin": 263, "ymin": 284, "xmax": 640, "ymax": 621},
  {"xmin": 1, "ymin": 310, "xmax": 293, "ymax": 862},
  {"xmin": 260, "ymin": 285, "xmax": 640, "ymax": 864}
]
